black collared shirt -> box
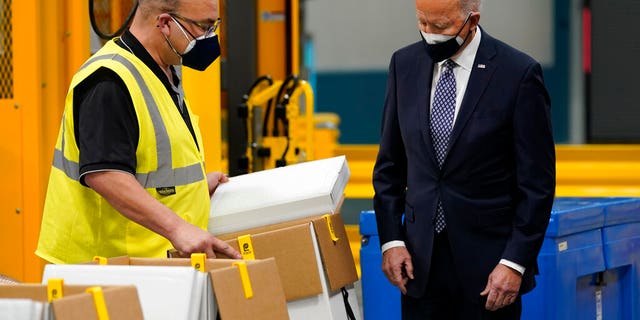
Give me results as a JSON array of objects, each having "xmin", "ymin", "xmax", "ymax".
[{"xmin": 74, "ymin": 31, "xmax": 198, "ymax": 185}]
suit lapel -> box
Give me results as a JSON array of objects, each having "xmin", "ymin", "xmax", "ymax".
[
  {"xmin": 445, "ymin": 32, "xmax": 497, "ymax": 161},
  {"xmin": 416, "ymin": 50, "xmax": 439, "ymax": 168}
]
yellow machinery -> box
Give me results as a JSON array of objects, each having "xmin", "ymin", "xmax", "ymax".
[
  {"xmin": 224, "ymin": 0, "xmax": 311, "ymax": 176},
  {"xmin": 237, "ymin": 76, "xmax": 315, "ymax": 173},
  {"xmin": 256, "ymin": 0, "xmax": 299, "ymax": 78},
  {"xmin": 0, "ymin": 0, "xmax": 92, "ymax": 283}
]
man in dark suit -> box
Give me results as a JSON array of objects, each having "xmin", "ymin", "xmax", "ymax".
[{"xmin": 372, "ymin": 0, "xmax": 556, "ymax": 318}]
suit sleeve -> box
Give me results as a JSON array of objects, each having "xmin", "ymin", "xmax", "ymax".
[
  {"xmin": 502, "ymin": 62, "xmax": 556, "ymax": 268},
  {"xmin": 373, "ymin": 52, "xmax": 409, "ymax": 246}
]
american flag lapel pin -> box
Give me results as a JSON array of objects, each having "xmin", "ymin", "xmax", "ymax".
[{"xmin": 477, "ymin": 63, "xmax": 486, "ymax": 69}]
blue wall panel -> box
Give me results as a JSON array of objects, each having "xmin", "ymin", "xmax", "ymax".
[{"xmin": 316, "ymin": 71, "xmax": 387, "ymax": 144}]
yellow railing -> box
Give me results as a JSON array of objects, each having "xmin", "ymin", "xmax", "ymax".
[{"xmin": 340, "ymin": 144, "xmax": 640, "ymax": 199}]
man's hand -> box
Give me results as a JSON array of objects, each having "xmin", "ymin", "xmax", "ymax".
[
  {"xmin": 170, "ymin": 222, "xmax": 242, "ymax": 259},
  {"xmin": 207, "ymin": 172, "xmax": 229, "ymax": 196},
  {"xmin": 382, "ymin": 246, "xmax": 414, "ymax": 294},
  {"xmin": 480, "ymin": 263, "xmax": 522, "ymax": 311},
  {"xmin": 85, "ymin": 171, "xmax": 241, "ymax": 259}
]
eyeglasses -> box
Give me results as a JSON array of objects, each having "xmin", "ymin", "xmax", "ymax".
[{"xmin": 168, "ymin": 12, "xmax": 221, "ymax": 39}]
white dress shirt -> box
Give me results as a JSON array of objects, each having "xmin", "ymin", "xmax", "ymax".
[{"xmin": 381, "ymin": 28, "xmax": 525, "ymax": 276}]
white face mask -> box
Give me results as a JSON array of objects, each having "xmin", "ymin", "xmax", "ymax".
[{"xmin": 420, "ymin": 31, "xmax": 465, "ymax": 46}]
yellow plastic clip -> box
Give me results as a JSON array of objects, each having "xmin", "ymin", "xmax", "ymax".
[
  {"xmin": 47, "ymin": 278, "xmax": 64, "ymax": 302},
  {"xmin": 237, "ymin": 234, "xmax": 256, "ymax": 260},
  {"xmin": 232, "ymin": 261, "xmax": 254, "ymax": 299},
  {"xmin": 191, "ymin": 253, "xmax": 207, "ymax": 272},
  {"xmin": 85, "ymin": 286, "xmax": 110, "ymax": 320},
  {"xmin": 93, "ymin": 256, "xmax": 108, "ymax": 265},
  {"xmin": 322, "ymin": 214, "xmax": 340, "ymax": 243}
]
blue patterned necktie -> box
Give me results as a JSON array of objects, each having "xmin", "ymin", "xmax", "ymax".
[{"xmin": 430, "ymin": 59, "xmax": 457, "ymax": 233}]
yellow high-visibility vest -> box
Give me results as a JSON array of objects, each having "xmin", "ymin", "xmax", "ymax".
[{"xmin": 36, "ymin": 40, "xmax": 209, "ymax": 264}]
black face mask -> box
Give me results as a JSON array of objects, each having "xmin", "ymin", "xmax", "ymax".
[
  {"xmin": 420, "ymin": 13, "xmax": 472, "ymax": 62},
  {"xmin": 181, "ymin": 34, "xmax": 221, "ymax": 71},
  {"xmin": 165, "ymin": 16, "xmax": 222, "ymax": 71}
]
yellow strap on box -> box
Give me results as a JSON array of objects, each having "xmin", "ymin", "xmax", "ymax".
[
  {"xmin": 322, "ymin": 214, "xmax": 340, "ymax": 243},
  {"xmin": 232, "ymin": 261, "xmax": 254, "ymax": 299},
  {"xmin": 93, "ymin": 256, "xmax": 108, "ymax": 265},
  {"xmin": 237, "ymin": 234, "xmax": 256, "ymax": 260},
  {"xmin": 191, "ymin": 253, "xmax": 207, "ymax": 272},
  {"xmin": 86, "ymin": 286, "xmax": 110, "ymax": 320},
  {"xmin": 47, "ymin": 278, "xmax": 64, "ymax": 302}
]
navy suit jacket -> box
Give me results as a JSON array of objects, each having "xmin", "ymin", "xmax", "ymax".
[{"xmin": 373, "ymin": 29, "xmax": 556, "ymax": 302}]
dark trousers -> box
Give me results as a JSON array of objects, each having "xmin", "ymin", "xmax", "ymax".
[{"xmin": 401, "ymin": 230, "xmax": 522, "ymax": 320}]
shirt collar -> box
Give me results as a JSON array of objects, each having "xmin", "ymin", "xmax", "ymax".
[
  {"xmin": 116, "ymin": 30, "xmax": 181, "ymax": 94},
  {"xmin": 440, "ymin": 26, "xmax": 482, "ymax": 72}
]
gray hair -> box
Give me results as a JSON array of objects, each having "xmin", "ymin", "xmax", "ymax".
[
  {"xmin": 137, "ymin": 0, "xmax": 180, "ymax": 18},
  {"xmin": 460, "ymin": 0, "xmax": 481, "ymax": 15}
]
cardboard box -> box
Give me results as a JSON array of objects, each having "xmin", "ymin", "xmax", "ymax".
[
  {"xmin": 217, "ymin": 212, "xmax": 361, "ymax": 319},
  {"xmin": 207, "ymin": 258, "xmax": 289, "ymax": 320},
  {"xmin": 0, "ymin": 284, "xmax": 143, "ymax": 320},
  {"xmin": 101, "ymin": 256, "xmax": 289, "ymax": 320},
  {"xmin": 78, "ymin": 256, "xmax": 289, "ymax": 320},
  {"xmin": 42, "ymin": 263, "xmax": 208, "ymax": 320}
]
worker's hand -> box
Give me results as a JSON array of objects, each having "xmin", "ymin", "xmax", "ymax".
[
  {"xmin": 207, "ymin": 172, "xmax": 229, "ymax": 196},
  {"xmin": 170, "ymin": 222, "xmax": 242, "ymax": 259},
  {"xmin": 382, "ymin": 246, "xmax": 414, "ymax": 294},
  {"xmin": 480, "ymin": 263, "xmax": 522, "ymax": 311}
]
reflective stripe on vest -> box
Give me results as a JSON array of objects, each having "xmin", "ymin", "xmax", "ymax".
[{"xmin": 52, "ymin": 53, "xmax": 204, "ymax": 188}]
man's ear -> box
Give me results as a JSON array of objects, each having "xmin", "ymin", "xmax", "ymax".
[
  {"xmin": 156, "ymin": 13, "xmax": 173, "ymax": 35},
  {"xmin": 469, "ymin": 12, "xmax": 481, "ymax": 30}
]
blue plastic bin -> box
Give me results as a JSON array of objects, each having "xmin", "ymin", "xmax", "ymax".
[
  {"xmin": 601, "ymin": 222, "xmax": 640, "ymax": 319},
  {"xmin": 523, "ymin": 197, "xmax": 640, "ymax": 320},
  {"xmin": 359, "ymin": 210, "xmax": 401, "ymax": 320},
  {"xmin": 359, "ymin": 198, "xmax": 640, "ymax": 320},
  {"xmin": 602, "ymin": 197, "xmax": 640, "ymax": 226},
  {"xmin": 601, "ymin": 198, "xmax": 640, "ymax": 318},
  {"xmin": 521, "ymin": 228, "xmax": 605, "ymax": 319},
  {"xmin": 544, "ymin": 197, "xmax": 606, "ymax": 237},
  {"xmin": 545, "ymin": 197, "xmax": 640, "ymax": 236}
]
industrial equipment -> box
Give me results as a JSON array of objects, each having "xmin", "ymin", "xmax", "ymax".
[{"xmin": 237, "ymin": 74, "xmax": 315, "ymax": 173}]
